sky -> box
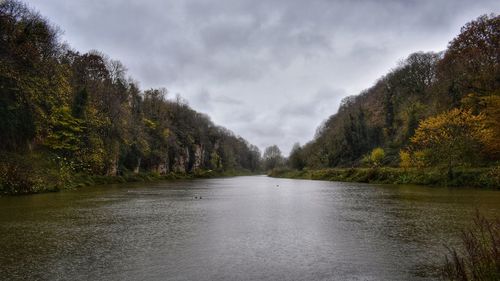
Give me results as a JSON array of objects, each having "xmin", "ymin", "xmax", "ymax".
[{"xmin": 27, "ymin": 0, "xmax": 499, "ymax": 155}]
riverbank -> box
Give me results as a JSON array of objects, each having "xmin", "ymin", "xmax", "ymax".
[
  {"xmin": 0, "ymin": 169, "xmax": 259, "ymax": 196},
  {"xmin": 70, "ymin": 169, "xmax": 258, "ymax": 188},
  {"xmin": 269, "ymin": 167, "xmax": 500, "ymax": 188}
]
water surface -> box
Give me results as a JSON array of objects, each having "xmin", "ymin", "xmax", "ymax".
[{"xmin": 1, "ymin": 176, "xmax": 499, "ymax": 281}]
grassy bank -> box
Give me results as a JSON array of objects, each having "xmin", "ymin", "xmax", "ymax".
[
  {"xmin": 70, "ymin": 169, "xmax": 254, "ymax": 188},
  {"xmin": 0, "ymin": 169, "xmax": 259, "ymax": 196},
  {"xmin": 269, "ymin": 167, "xmax": 500, "ymax": 188}
]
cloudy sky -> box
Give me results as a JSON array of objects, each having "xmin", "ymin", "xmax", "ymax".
[{"xmin": 28, "ymin": 0, "xmax": 499, "ymax": 155}]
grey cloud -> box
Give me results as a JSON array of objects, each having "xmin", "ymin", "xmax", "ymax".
[
  {"xmin": 279, "ymin": 88, "xmax": 345, "ymax": 117},
  {"xmin": 212, "ymin": 95, "xmax": 242, "ymax": 105},
  {"xmin": 191, "ymin": 89, "xmax": 244, "ymax": 112}
]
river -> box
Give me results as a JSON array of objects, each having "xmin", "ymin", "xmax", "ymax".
[{"xmin": 0, "ymin": 176, "xmax": 499, "ymax": 281}]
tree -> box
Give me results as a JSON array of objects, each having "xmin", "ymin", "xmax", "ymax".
[
  {"xmin": 368, "ymin": 148, "xmax": 385, "ymax": 167},
  {"xmin": 438, "ymin": 14, "xmax": 499, "ymax": 97},
  {"xmin": 410, "ymin": 108, "xmax": 493, "ymax": 173},
  {"xmin": 72, "ymin": 88, "xmax": 88, "ymax": 119},
  {"xmin": 461, "ymin": 94, "xmax": 500, "ymax": 160},
  {"xmin": 288, "ymin": 143, "xmax": 305, "ymax": 170},
  {"xmin": 263, "ymin": 145, "xmax": 283, "ymax": 171},
  {"xmin": 399, "ymin": 150, "xmax": 411, "ymax": 169},
  {"xmin": 44, "ymin": 106, "xmax": 84, "ymax": 155},
  {"xmin": 246, "ymin": 144, "xmax": 262, "ymax": 172},
  {"xmin": 363, "ymin": 147, "xmax": 385, "ymax": 167},
  {"xmin": 0, "ymin": 0, "xmax": 264, "ymax": 193},
  {"xmin": 0, "ymin": 0, "xmax": 70, "ymax": 150}
]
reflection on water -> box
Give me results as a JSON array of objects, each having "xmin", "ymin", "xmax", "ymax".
[{"xmin": 0, "ymin": 176, "xmax": 498, "ymax": 281}]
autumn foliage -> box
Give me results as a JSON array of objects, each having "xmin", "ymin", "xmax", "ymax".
[
  {"xmin": 409, "ymin": 108, "xmax": 493, "ymax": 169},
  {"xmin": 290, "ymin": 14, "xmax": 499, "ymax": 174},
  {"xmin": 0, "ymin": 0, "xmax": 261, "ymax": 194}
]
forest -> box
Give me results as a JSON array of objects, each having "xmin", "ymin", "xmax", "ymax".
[
  {"xmin": 272, "ymin": 14, "xmax": 500, "ymax": 187},
  {"xmin": 1, "ymin": 0, "xmax": 499, "ymax": 194},
  {"xmin": 0, "ymin": 0, "xmax": 261, "ymax": 194}
]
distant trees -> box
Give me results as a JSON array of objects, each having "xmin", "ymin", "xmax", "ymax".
[
  {"xmin": 288, "ymin": 143, "xmax": 305, "ymax": 170},
  {"xmin": 263, "ymin": 145, "xmax": 284, "ymax": 171}
]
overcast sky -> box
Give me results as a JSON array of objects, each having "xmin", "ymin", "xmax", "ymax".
[{"xmin": 28, "ymin": 0, "xmax": 499, "ymax": 155}]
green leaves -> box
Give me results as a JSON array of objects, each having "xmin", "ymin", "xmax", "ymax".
[{"xmin": 44, "ymin": 106, "xmax": 84, "ymax": 153}]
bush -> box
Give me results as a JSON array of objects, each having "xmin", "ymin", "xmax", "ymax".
[
  {"xmin": 442, "ymin": 211, "xmax": 500, "ymax": 281},
  {"xmin": 0, "ymin": 152, "xmax": 70, "ymax": 194},
  {"xmin": 362, "ymin": 148, "xmax": 386, "ymax": 167}
]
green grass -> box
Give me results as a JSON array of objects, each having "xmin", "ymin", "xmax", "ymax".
[
  {"xmin": 269, "ymin": 166, "xmax": 500, "ymax": 188},
  {"xmin": 66, "ymin": 169, "xmax": 259, "ymax": 191}
]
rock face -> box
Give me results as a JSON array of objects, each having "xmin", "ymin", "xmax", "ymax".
[
  {"xmin": 169, "ymin": 144, "xmax": 205, "ymax": 173},
  {"xmin": 192, "ymin": 145, "xmax": 204, "ymax": 171},
  {"xmin": 157, "ymin": 163, "xmax": 168, "ymax": 174},
  {"xmin": 172, "ymin": 147, "xmax": 189, "ymax": 173},
  {"xmin": 122, "ymin": 144, "xmax": 206, "ymax": 175},
  {"xmin": 139, "ymin": 144, "xmax": 205, "ymax": 174},
  {"xmin": 107, "ymin": 158, "xmax": 118, "ymax": 176}
]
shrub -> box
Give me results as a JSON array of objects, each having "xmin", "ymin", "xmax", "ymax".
[
  {"xmin": 0, "ymin": 151, "xmax": 75, "ymax": 194},
  {"xmin": 363, "ymin": 148, "xmax": 386, "ymax": 167},
  {"xmin": 399, "ymin": 150, "xmax": 412, "ymax": 169},
  {"xmin": 442, "ymin": 211, "xmax": 500, "ymax": 281}
]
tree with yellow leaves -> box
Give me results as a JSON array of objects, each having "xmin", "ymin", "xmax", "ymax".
[
  {"xmin": 410, "ymin": 108, "xmax": 493, "ymax": 173},
  {"xmin": 461, "ymin": 94, "xmax": 500, "ymax": 160},
  {"xmin": 363, "ymin": 147, "xmax": 385, "ymax": 167}
]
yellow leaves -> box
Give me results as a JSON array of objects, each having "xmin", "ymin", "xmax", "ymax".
[
  {"xmin": 370, "ymin": 147, "xmax": 385, "ymax": 166},
  {"xmin": 399, "ymin": 150, "xmax": 411, "ymax": 169},
  {"xmin": 411, "ymin": 108, "xmax": 489, "ymax": 148},
  {"xmin": 412, "ymin": 150, "xmax": 428, "ymax": 168},
  {"xmin": 162, "ymin": 128, "xmax": 170, "ymax": 139},
  {"xmin": 479, "ymin": 95, "xmax": 500, "ymax": 158},
  {"xmin": 399, "ymin": 149, "xmax": 428, "ymax": 168},
  {"xmin": 363, "ymin": 147, "xmax": 385, "ymax": 167},
  {"xmin": 143, "ymin": 118, "xmax": 157, "ymax": 129},
  {"xmin": 407, "ymin": 107, "xmax": 494, "ymax": 168}
]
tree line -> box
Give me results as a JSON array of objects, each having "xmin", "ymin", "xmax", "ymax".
[
  {"xmin": 280, "ymin": 14, "xmax": 499, "ymax": 174},
  {"xmin": 0, "ymin": 0, "xmax": 261, "ymax": 194}
]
